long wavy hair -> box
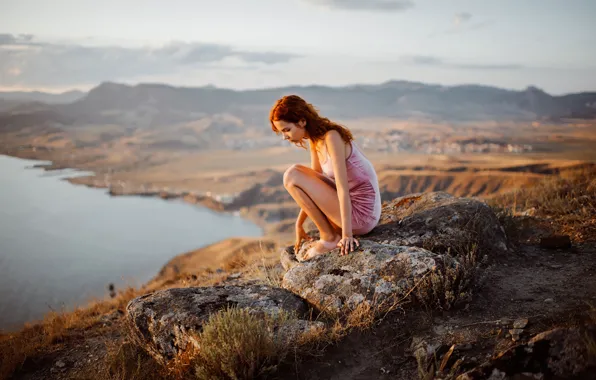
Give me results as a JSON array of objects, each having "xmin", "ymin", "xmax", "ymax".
[{"xmin": 269, "ymin": 95, "xmax": 353, "ymax": 149}]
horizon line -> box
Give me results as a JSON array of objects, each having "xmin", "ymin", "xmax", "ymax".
[{"xmin": 1, "ymin": 79, "xmax": 595, "ymax": 97}]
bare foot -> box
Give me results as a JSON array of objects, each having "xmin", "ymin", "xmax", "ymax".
[{"xmin": 301, "ymin": 236, "xmax": 341, "ymax": 261}]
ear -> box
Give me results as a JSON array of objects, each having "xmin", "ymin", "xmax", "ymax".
[{"xmin": 298, "ymin": 119, "xmax": 306, "ymax": 128}]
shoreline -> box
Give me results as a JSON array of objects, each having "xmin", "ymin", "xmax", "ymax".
[
  {"xmin": 0, "ymin": 152, "xmax": 273, "ymax": 330},
  {"xmin": 0, "ymin": 149, "xmax": 272, "ymax": 233}
]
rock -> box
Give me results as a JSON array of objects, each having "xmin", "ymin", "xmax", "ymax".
[
  {"xmin": 374, "ymin": 192, "xmax": 509, "ymax": 256},
  {"xmin": 54, "ymin": 360, "xmax": 66, "ymax": 368},
  {"xmin": 281, "ymin": 240, "xmax": 457, "ymax": 314},
  {"xmin": 539, "ymin": 234, "xmax": 572, "ymax": 249},
  {"xmin": 544, "ymin": 298, "xmax": 554, "ymax": 303},
  {"xmin": 126, "ymin": 284, "xmax": 316, "ymax": 365},
  {"xmin": 457, "ymin": 324, "xmax": 596, "ymax": 379},
  {"xmin": 513, "ymin": 318, "xmax": 529, "ymax": 329},
  {"xmin": 509, "ymin": 328, "xmax": 524, "ymax": 342},
  {"xmin": 280, "ymin": 246, "xmax": 300, "ymax": 271}
]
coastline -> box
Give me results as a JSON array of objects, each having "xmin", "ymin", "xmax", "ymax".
[
  {"xmin": 0, "ymin": 151, "xmax": 274, "ymax": 329},
  {"xmin": 0, "ymin": 148, "xmax": 273, "ymax": 234}
]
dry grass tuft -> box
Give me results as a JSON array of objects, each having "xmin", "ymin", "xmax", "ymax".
[
  {"xmin": 490, "ymin": 205, "xmax": 522, "ymax": 243},
  {"xmin": 0, "ymin": 286, "xmax": 143, "ymax": 379},
  {"xmin": 244, "ymin": 258, "xmax": 285, "ymax": 288},
  {"xmin": 170, "ymin": 306, "xmax": 296, "ymax": 380},
  {"xmin": 414, "ymin": 244, "xmax": 486, "ymax": 311},
  {"xmin": 104, "ymin": 340, "xmax": 165, "ymax": 380},
  {"xmin": 489, "ymin": 166, "xmax": 596, "ymax": 242},
  {"xmin": 241, "ymin": 242, "xmax": 285, "ymax": 287}
]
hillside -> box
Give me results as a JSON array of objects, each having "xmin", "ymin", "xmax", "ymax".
[
  {"xmin": 1, "ymin": 168, "xmax": 595, "ymax": 380},
  {"xmin": 1, "ymin": 81, "xmax": 595, "ymax": 131}
]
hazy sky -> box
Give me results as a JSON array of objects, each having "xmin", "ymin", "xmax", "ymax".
[{"xmin": 1, "ymin": 0, "xmax": 595, "ymax": 94}]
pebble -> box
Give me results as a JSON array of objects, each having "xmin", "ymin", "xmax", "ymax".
[
  {"xmin": 509, "ymin": 328, "xmax": 524, "ymax": 341},
  {"xmin": 544, "ymin": 298, "xmax": 554, "ymax": 303},
  {"xmin": 55, "ymin": 360, "xmax": 66, "ymax": 368},
  {"xmin": 513, "ymin": 318, "xmax": 529, "ymax": 329}
]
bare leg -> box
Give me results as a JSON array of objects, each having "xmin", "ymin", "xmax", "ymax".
[{"xmin": 283, "ymin": 164, "xmax": 345, "ymax": 259}]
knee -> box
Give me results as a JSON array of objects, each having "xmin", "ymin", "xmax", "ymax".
[{"xmin": 283, "ymin": 164, "xmax": 306, "ymax": 188}]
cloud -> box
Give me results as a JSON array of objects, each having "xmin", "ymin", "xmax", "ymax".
[
  {"xmin": 0, "ymin": 33, "xmax": 34, "ymax": 45},
  {"xmin": 304, "ymin": 0, "xmax": 414, "ymax": 12},
  {"xmin": 0, "ymin": 34, "xmax": 300, "ymax": 87},
  {"xmin": 401, "ymin": 55, "xmax": 524, "ymax": 70},
  {"xmin": 453, "ymin": 12, "xmax": 472, "ymax": 26},
  {"xmin": 427, "ymin": 12, "xmax": 491, "ymax": 37}
]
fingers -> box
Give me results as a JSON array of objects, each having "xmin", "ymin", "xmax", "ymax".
[
  {"xmin": 294, "ymin": 237, "xmax": 302, "ymax": 253},
  {"xmin": 336, "ymin": 238, "xmax": 360, "ymax": 256}
]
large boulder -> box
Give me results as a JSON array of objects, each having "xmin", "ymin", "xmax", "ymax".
[
  {"xmin": 280, "ymin": 192, "xmax": 505, "ymax": 315},
  {"xmin": 281, "ymin": 241, "xmax": 457, "ymax": 314},
  {"xmin": 458, "ymin": 324, "xmax": 596, "ymax": 379},
  {"xmin": 369, "ymin": 192, "xmax": 509, "ymax": 256},
  {"xmin": 126, "ymin": 284, "xmax": 316, "ymax": 365}
]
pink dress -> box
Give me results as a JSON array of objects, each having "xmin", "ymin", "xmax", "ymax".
[{"xmin": 320, "ymin": 140, "xmax": 382, "ymax": 235}]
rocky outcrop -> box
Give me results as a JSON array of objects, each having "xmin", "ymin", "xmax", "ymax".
[
  {"xmin": 370, "ymin": 192, "xmax": 509, "ymax": 256},
  {"xmin": 126, "ymin": 284, "xmax": 317, "ymax": 365},
  {"xmin": 280, "ymin": 192, "xmax": 505, "ymax": 314},
  {"xmin": 125, "ymin": 191, "xmax": 510, "ymax": 372},
  {"xmin": 458, "ymin": 324, "xmax": 596, "ymax": 379},
  {"xmin": 282, "ymin": 241, "xmax": 456, "ymax": 314}
]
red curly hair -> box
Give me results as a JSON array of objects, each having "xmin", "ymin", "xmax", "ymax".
[{"xmin": 269, "ymin": 94, "xmax": 353, "ymax": 149}]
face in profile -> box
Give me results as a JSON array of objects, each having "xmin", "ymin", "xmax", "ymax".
[{"xmin": 273, "ymin": 119, "xmax": 307, "ymax": 143}]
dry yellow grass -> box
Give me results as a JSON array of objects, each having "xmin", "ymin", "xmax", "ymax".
[
  {"xmin": 186, "ymin": 307, "xmax": 295, "ymax": 380},
  {"xmin": 0, "ymin": 286, "xmax": 142, "ymax": 379},
  {"xmin": 489, "ymin": 165, "xmax": 596, "ymax": 242},
  {"xmin": 156, "ymin": 237, "xmax": 277, "ymax": 281},
  {"xmin": 104, "ymin": 341, "xmax": 165, "ymax": 380}
]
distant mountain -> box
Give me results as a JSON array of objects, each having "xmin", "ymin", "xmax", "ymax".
[
  {"xmin": 1, "ymin": 81, "xmax": 595, "ymax": 130},
  {"xmin": 0, "ymin": 90, "xmax": 86, "ymax": 104}
]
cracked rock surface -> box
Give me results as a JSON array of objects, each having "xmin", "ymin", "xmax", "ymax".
[{"xmin": 126, "ymin": 284, "xmax": 313, "ymax": 365}]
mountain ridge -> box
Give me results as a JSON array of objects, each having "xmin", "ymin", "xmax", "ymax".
[{"xmin": 1, "ymin": 80, "xmax": 595, "ymax": 128}]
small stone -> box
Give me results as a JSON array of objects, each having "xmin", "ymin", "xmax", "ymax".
[
  {"xmin": 544, "ymin": 298, "xmax": 554, "ymax": 303},
  {"xmin": 513, "ymin": 318, "xmax": 529, "ymax": 329},
  {"xmin": 55, "ymin": 360, "xmax": 66, "ymax": 368},
  {"xmin": 509, "ymin": 328, "xmax": 524, "ymax": 341},
  {"xmin": 457, "ymin": 343, "xmax": 473, "ymax": 351}
]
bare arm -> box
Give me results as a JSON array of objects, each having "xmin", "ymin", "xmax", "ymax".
[{"xmin": 325, "ymin": 130, "xmax": 353, "ymax": 237}]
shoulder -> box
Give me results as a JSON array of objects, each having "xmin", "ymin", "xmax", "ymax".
[{"xmin": 324, "ymin": 129, "xmax": 343, "ymax": 145}]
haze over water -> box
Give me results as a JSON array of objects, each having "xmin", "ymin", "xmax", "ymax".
[{"xmin": 0, "ymin": 155, "xmax": 262, "ymax": 331}]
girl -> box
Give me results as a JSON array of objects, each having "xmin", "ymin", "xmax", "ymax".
[{"xmin": 270, "ymin": 95, "xmax": 382, "ymax": 261}]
